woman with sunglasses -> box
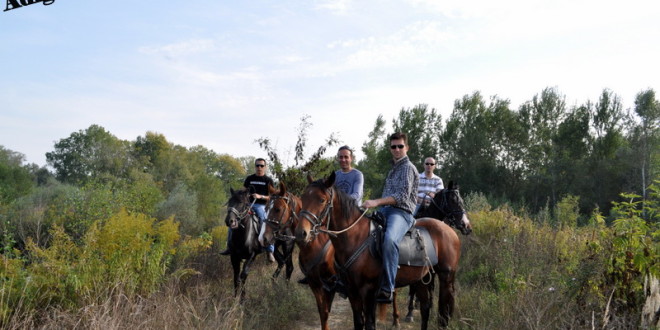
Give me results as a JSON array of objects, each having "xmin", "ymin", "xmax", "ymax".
[{"xmin": 361, "ymin": 132, "xmax": 419, "ymax": 303}]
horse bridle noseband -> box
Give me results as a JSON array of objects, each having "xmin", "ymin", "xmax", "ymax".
[
  {"xmin": 265, "ymin": 192, "xmax": 298, "ymax": 241},
  {"xmin": 299, "ymin": 187, "xmax": 335, "ymax": 240}
]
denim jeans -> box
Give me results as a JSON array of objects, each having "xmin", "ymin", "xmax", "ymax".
[
  {"xmin": 252, "ymin": 203, "xmax": 274, "ymax": 253},
  {"xmin": 380, "ymin": 206, "xmax": 415, "ymax": 293}
]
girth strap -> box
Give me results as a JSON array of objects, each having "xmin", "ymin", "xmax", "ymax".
[{"xmin": 335, "ymin": 229, "xmax": 377, "ymax": 276}]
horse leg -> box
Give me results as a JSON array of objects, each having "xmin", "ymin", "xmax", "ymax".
[
  {"xmin": 436, "ymin": 269, "xmax": 456, "ymax": 327},
  {"xmin": 414, "ymin": 283, "xmax": 432, "ymax": 330},
  {"xmin": 349, "ymin": 297, "xmax": 365, "ymax": 330},
  {"xmin": 405, "ymin": 285, "xmax": 415, "ymax": 322},
  {"xmin": 312, "ymin": 285, "xmax": 335, "ymax": 330},
  {"xmin": 285, "ymin": 244, "xmax": 295, "ymax": 280},
  {"xmin": 364, "ymin": 291, "xmax": 377, "ymax": 330},
  {"xmin": 272, "ymin": 242, "xmax": 284, "ymax": 279},
  {"xmin": 391, "ymin": 289, "xmax": 400, "ymax": 326},
  {"xmin": 239, "ymin": 253, "xmax": 257, "ymax": 302},
  {"xmin": 231, "ymin": 256, "xmax": 242, "ymax": 298}
]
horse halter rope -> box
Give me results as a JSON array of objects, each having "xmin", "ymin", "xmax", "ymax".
[
  {"xmin": 299, "ymin": 187, "xmax": 335, "ymax": 240},
  {"xmin": 265, "ymin": 192, "xmax": 298, "ymax": 241}
]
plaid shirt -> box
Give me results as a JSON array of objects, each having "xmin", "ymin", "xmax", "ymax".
[{"xmin": 382, "ymin": 156, "xmax": 419, "ymax": 214}]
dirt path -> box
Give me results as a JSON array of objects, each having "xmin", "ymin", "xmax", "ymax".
[{"xmin": 296, "ymin": 293, "xmax": 422, "ymax": 330}]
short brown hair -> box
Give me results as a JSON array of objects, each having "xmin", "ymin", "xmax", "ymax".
[{"xmin": 389, "ymin": 132, "xmax": 408, "ymax": 145}]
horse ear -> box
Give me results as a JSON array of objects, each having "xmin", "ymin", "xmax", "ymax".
[
  {"xmin": 280, "ymin": 181, "xmax": 287, "ymax": 195},
  {"xmin": 268, "ymin": 182, "xmax": 277, "ymax": 195},
  {"xmin": 230, "ymin": 187, "xmax": 236, "ymax": 195},
  {"xmin": 325, "ymin": 171, "xmax": 336, "ymax": 188},
  {"xmin": 447, "ymin": 181, "xmax": 455, "ymax": 189},
  {"xmin": 307, "ymin": 174, "xmax": 314, "ymax": 184}
]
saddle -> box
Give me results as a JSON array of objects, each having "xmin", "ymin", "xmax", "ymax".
[{"xmin": 368, "ymin": 218, "xmax": 438, "ymax": 267}]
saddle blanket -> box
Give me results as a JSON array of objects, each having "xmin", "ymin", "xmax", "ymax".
[{"xmin": 370, "ymin": 222, "xmax": 438, "ymax": 267}]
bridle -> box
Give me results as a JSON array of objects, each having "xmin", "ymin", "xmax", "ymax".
[
  {"xmin": 299, "ymin": 186, "xmax": 369, "ymax": 240},
  {"xmin": 427, "ymin": 188, "xmax": 466, "ymax": 229},
  {"xmin": 227, "ymin": 197, "xmax": 256, "ymax": 229},
  {"xmin": 265, "ymin": 192, "xmax": 298, "ymax": 241},
  {"xmin": 299, "ymin": 187, "xmax": 335, "ymax": 240}
]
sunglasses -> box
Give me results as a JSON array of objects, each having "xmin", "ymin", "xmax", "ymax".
[
  {"xmin": 390, "ymin": 144, "xmax": 405, "ymax": 149},
  {"xmin": 255, "ymin": 164, "xmax": 265, "ymax": 168},
  {"xmin": 425, "ymin": 163, "xmax": 435, "ymax": 166}
]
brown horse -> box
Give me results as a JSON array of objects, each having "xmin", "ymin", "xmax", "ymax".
[
  {"xmin": 259, "ymin": 182, "xmax": 297, "ymax": 280},
  {"xmin": 295, "ymin": 172, "xmax": 462, "ymax": 330},
  {"xmin": 259, "ymin": 181, "xmax": 338, "ymax": 330},
  {"xmin": 404, "ymin": 180, "xmax": 472, "ymax": 322}
]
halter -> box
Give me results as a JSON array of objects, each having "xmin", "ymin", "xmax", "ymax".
[
  {"xmin": 227, "ymin": 198, "xmax": 256, "ymax": 228},
  {"xmin": 265, "ymin": 192, "xmax": 298, "ymax": 241},
  {"xmin": 428, "ymin": 189, "xmax": 465, "ymax": 228},
  {"xmin": 299, "ymin": 187, "xmax": 335, "ymax": 240}
]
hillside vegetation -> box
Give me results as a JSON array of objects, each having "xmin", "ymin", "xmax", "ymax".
[{"xmin": 0, "ymin": 87, "xmax": 658, "ymax": 328}]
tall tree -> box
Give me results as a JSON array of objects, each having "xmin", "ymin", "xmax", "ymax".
[
  {"xmin": 631, "ymin": 89, "xmax": 660, "ymax": 202},
  {"xmin": 46, "ymin": 125, "xmax": 132, "ymax": 184},
  {"xmin": 391, "ymin": 104, "xmax": 443, "ymax": 170},
  {"xmin": 358, "ymin": 114, "xmax": 389, "ymax": 199}
]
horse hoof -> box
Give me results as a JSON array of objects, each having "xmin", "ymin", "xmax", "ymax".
[{"xmin": 404, "ymin": 316, "xmax": 413, "ymax": 323}]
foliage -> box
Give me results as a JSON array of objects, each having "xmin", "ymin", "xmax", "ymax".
[
  {"xmin": 0, "ymin": 146, "xmax": 33, "ymax": 204},
  {"xmin": 156, "ymin": 182, "xmax": 200, "ymax": 236},
  {"xmin": 8, "ymin": 209, "xmax": 180, "ymax": 316},
  {"xmin": 256, "ymin": 115, "xmax": 339, "ymax": 195},
  {"xmin": 46, "ymin": 125, "xmax": 132, "ymax": 184}
]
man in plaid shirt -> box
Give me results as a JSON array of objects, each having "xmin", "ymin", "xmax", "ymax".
[{"xmin": 361, "ymin": 132, "xmax": 419, "ymax": 303}]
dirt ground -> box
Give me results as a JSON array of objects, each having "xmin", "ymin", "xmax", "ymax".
[{"xmin": 295, "ymin": 293, "xmax": 422, "ymax": 330}]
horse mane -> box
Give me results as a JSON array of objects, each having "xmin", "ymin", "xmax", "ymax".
[
  {"xmin": 229, "ymin": 188, "xmax": 250, "ymax": 205},
  {"xmin": 309, "ymin": 179, "xmax": 359, "ymax": 219}
]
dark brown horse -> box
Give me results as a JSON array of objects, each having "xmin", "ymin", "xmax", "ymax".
[
  {"xmin": 259, "ymin": 181, "xmax": 338, "ymax": 330},
  {"xmin": 259, "ymin": 183, "xmax": 297, "ymax": 280},
  {"xmin": 404, "ymin": 181, "xmax": 472, "ymax": 322},
  {"xmin": 416, "ymin": 181, "xmax": 472, "ymax": 235},
  {"xmin": 295, "ymin": 172, "xmax": 462, "ymax": 330},
  {"xmin": 225, "ymin": 188, "xmax": 263, "ymax": 302}
]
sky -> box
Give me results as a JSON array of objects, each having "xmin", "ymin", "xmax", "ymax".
[{"xmin": 1, "ymin": 0, "xmax": 658, "ymax": 167}]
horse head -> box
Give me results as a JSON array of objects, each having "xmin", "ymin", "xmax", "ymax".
[
  {"xmin": 260, "ymin": 181, "xmax": 300, "ymax": 247},
  {"xmin": 225, "ymin": 187, "xmax": 252, "ymax": 230},
  {"xmin": 440, "ymin": 181, "xmax": 472, "ymax": 235},
  {"xmin": 295, "ymin": 172, "xmax": 336, "ymax": 245}
]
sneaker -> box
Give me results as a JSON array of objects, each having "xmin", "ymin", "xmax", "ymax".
[
  {"xmin": 267, "ymin": 252, "xmax": 276, "ymax": 263},
  {"xmin": 376, "ymin": 289, "xmax": 393, "ymax": 304},
  {"xmin": 219, "ymin": 248, "xmax": 231, "ymax": 256},
  {"xmin": 297, "ymin": 277, "xmax": 309, "ymax": 284}
]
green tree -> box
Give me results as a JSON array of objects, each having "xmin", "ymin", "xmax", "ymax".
[
  {"xmin": 0, "ymin": 146, "xmax": 33, "ymax": 204},
  {"xmin": 391, "ymin": 104, "xmax": 443, "ymax": 170},
  {"xmin": 630, "ymin": 89, "xmax": 660, "ymax": 204},
  {"xmin": 358, "ymin": 114, "xmax": 390, "ymax": 199},
  {"xmin": 46, "ymin": 125, "xmax": 132, "ymax": 184}
]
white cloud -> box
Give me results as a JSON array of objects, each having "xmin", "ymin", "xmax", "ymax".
[
  {"xmin": 138, "ymin": 39, "xmax": 216, "ymax": 58},
  {"xmin": 314, "ymin": 0, "xmax": 352, "ymax": 15}
]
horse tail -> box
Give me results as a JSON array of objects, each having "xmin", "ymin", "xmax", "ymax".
[{"xmin": 377, "ymin": 303, "xmax": 387, "ymax": 322}]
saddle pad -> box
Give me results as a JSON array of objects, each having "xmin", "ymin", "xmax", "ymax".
[
  {"xmin": 369, "ymin": 222, "xmax": 438, "ymax": 267},
  {"xmin": 398, "ymin": 226, "xmax": 438, "ymax": 267}
]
